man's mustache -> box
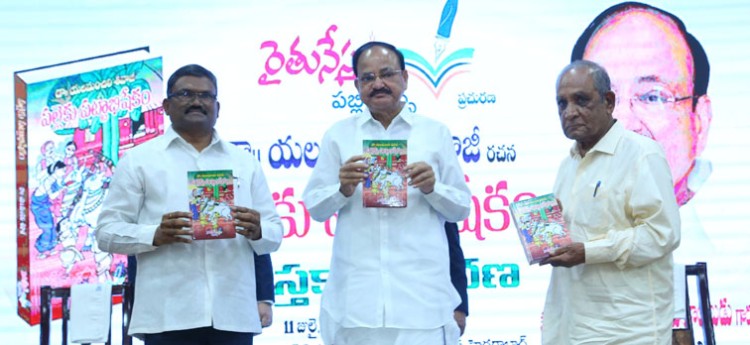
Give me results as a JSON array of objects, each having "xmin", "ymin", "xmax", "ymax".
[
  {"xmin": 370, "ymin": 88, "xmax": 392, "ymax": 97},
  {"xmin": 185, "ymin": 106, "xmax": 207, "ymax": 115}
]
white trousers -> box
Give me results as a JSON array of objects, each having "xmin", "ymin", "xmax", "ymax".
[{"xmin": 320, "ymin": 309, "xmax": 460, "ymax": 345}]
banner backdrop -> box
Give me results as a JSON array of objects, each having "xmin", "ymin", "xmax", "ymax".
[{"xmin": 1, "ymin": 1, "xmax": 748, "ymax": 344}]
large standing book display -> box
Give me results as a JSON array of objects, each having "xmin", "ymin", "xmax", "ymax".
[{"xmin": 14, "ymin": 47, "xmax": 163, "ymax": 325}]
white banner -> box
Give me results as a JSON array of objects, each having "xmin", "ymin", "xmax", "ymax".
[{"xmin": 2, "ymin": 1, "xmax": 748, "ymax": 344}]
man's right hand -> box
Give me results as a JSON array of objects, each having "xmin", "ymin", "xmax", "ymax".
[
  {"xmin": 153, "ymin": 211, "xmax": 193, "ymax": 246},
  {"xmin": 258, "ymin": 302, "xmax": 273, "ymax": 328},
  {"xmin": 338, "ymin": 155, "xmax": 368, "ymax": 197},
  {"xmin": 454, "ymin": 310, "xmax": 467, "ymax": 335}
]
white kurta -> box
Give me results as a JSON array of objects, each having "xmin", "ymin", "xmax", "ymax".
[
  {"xmin": 543, "ymin": 121, "xmax": 681, "ymax": 345},
  {"xmin": 302, "ymin": 108, "xmax": 470, "ymax": 342},
  {"xmin": 96, "ymin": 126, "xmax": 283, "ymax": 337}
]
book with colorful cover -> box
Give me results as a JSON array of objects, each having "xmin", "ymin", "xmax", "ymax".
[
  {"xmin": 362, "ymin": 140, "xmax": 408, "ymax": 208},
  {"xmin": 187, "ymin": 170, "xmax": 236, "ymax": 240},
  {"xmin": 14, "ymin": 52, "xmax": 163, "ymax": 325},
  {"xmin": 509, "ymin": 193, "xmax": 572, "ymax": 265}
]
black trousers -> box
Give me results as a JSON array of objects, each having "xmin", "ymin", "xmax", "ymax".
[{"xmin": 144, "ymin": 327, "xmax": 254, "ymax": 345}]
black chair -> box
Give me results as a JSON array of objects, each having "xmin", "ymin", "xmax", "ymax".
[
  {"xmin": 40, "ymin": 283, "xmax": 133, "ymax": 345},
  {"xmin": 676, "ymin": 262, "xmax": 716, "ymax": 345}
]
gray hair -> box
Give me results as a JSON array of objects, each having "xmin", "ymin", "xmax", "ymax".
[{"xmin": 557, "ymin": 60, "xmax": 611, "ymax": 99}]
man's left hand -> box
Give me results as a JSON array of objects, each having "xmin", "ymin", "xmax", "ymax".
[
  {"xmin": 406, "ymin": 161, "xmax": 436, "ymax": 194},
  {"xmin": 258, "ymin": 301, "xmax": 273, "ymax": 327},
  {"xmin": 232, "ymin": 206, "xmax": 262, "ymax": 240},
  {"xmin": 454, "ymin": 310, "xmax": 467, "ymax": 335},
  {"xmin": 541, "ymin": 242, "xmax": 585, "ymax": 267}
]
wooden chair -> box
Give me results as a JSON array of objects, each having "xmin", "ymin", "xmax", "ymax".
[{"xmin": 40, "ymin": 283, "xmax": 133, "ymax": 345}]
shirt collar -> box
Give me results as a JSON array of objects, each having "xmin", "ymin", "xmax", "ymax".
[
  {"xmin": 160, "ymin": 125, "xmax": 226, "ymax": 152},
  {"xmin": 357, "ymin": 104, "xmax": 414, "ymax": 128}
]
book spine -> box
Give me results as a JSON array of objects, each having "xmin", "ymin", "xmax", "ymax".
[{"xmin": 14, "ymin": 74, "xmax": 34, "ymax": 325}]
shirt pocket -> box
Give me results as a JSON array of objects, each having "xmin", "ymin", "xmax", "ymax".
[
  {"xmin": 232, "ymin": 167, "xmax": 253, "ymax": 208},
  {"xmin": 575, "ymin": 180, "xmax": 624, "ymax": 239}
]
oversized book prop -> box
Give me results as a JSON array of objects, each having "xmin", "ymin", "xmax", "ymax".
[{"xmin": 14, "ymin": 48, "xmax": 162, "ymax": 325}]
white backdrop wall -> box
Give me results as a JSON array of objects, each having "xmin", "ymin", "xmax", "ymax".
[{"xmin": 1, "ymin": 1, "xmax": 749, "ymax": 344}]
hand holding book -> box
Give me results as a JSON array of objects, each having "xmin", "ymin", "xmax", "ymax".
[
  {"xmin": 154, "ymin": 211, "xmax": 193, "ymax": 246},
  {"xmin": 539, "ymin": 242, "xmax": 585, "ymax": 267},
  {"xmin": 405, "ymin": 162, "xmax": 435, "ymax": 194},
  {"xmin": 232, "ymin": 206, "xmax": 263, "ymax": 240},
  {"xmin": 338, "ymin": 155, "xmax": 368, "ymax": 197}
]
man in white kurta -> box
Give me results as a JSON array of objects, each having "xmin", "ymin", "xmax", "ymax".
[
  {"xmin": 542, "ymin": 61, "xmax": 680, "ymax": 345},
  {"xmin": 303, "ymin": 41, "xmax": 471, "ymax": 345},
  {"xmin": 96, "ymin": 64, "xmax": 283, "ymax": 343}
]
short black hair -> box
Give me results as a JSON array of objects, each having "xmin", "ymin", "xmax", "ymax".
[
  {"xmin": 571, "ymin": 2, "xmax": 709, "ymax": 102},
  {"xmin": 351, "ymin": 41, "xmax": 406, "ymax": 77},
  {"xmin": 166, "ymin": 64, "xmax": 218, "ymax": 96}
]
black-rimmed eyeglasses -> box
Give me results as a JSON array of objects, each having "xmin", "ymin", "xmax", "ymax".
[
  {"xmin": 168, "ymin": 90, "xmax": 217, "ymax": 103},
  {"xmin": 357, "ymin": 69, "xmax": 403, "ymax": 85}
]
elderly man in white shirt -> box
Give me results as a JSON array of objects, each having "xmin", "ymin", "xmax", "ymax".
[
  {"xmin": 541, "ymin": 60, "xmax": 680, "ymax": 345},
  {"xmin": 96, "ymin": 64, "xmax": 283, "ymax": 345},
  {"xmin": 303, "ymin": 41, "xmax": 471, "ymax": 345}
]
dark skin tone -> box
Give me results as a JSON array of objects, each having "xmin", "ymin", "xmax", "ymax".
[
  {"xmin": 153, "ymin": 75, "xmax": 263, "ymax": 245},
  {"xmin": 454, "ymin": 310, "xmax": 466, "ymax": 335},
  {"xmin": 340, "ymin": 46, "xmax": 436, "ymax": 197},
  {"xmin": 555, "ymin": 68, "xmax": 616, "ymax": 157},
  {"xmin": 163, "ymin": 76, "xmax": 217, "ymax": 152},
  {"xmin": 540, "ymin": 66, "xmax": 616, "ymax": 267}
]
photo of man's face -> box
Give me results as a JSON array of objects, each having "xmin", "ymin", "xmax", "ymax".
[{"xmin": 581, "ymin": 7, "xmax": 712, "ymax": 206}]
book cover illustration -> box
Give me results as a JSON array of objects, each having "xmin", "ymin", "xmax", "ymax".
[
  {"xmin": 509, "ymin": 193, "xmax": 572, "ymax": 265},
  {"xmin": 15, "ymin": 54, "xmax": 163, "ymax": 325},
  {"xmin": 362, "ymin": 140, "xmax": 408, "ymax": 208},
  {"xmin": 188, "ymin": 170, "xmax": 236, "ymax": 240}
]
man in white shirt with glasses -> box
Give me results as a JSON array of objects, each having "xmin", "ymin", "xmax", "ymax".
[
  {"xmin": 97, "ymin": 64, "xmax": 282, "ymax": 345},
  {"xmin": 303, "ymin": 41, "xmax": 471, "ymax": 345}
]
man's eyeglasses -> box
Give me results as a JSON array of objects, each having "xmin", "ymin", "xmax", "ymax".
[
  {"xmin": 168, "ymin": 90, "xmax": 217, "ymax": 103},
  {"xmin": 357, "ymin": 69, "xmax": 403, "ymax": 85},
  {"xmin": 616, "ymin": 87, "xmax": 694, "ymax": 112}
]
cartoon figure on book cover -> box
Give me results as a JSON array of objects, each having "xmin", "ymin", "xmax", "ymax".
[
  {"xmin": 362, "ymin": 140, "xmax": 408, "ymax": 208},
  {"xmin": 518, "ymin": 205, "xmax": 568, "ymax": 260},
  {"xmin": 16, "ymin": 56, "xmax": 165, "ymax": 324},
  {"xmin": 188, "ymin": 171, "xmax": 235, "ymax": 239},
  {"xmin": 363, "ymin": 153, "xmax": 407, "ymax": 207},
  {"xmin": 29, "ymin": 148, "xmax": 118, "ymax": 278}
]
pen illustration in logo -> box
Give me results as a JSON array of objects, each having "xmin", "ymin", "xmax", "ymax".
[
  {"xmin": 435, "ymin": 0, "xmax": 458, "ymax": 61},
  {"xmin": 402, "ymin": 0, "xmax": 472, "ymax": 98}
]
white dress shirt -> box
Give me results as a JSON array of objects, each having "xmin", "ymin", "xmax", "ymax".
[
  {"xmin": 303, "ymin": 108, "xmax": 471, "ymax": 331},
  {"xmin": 543, "ymin": 121, "xmax": 681, "ymax": 345},
  {"xmin": 96, "ymin": 126, "xmax": 283, "ymax": 337}
]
